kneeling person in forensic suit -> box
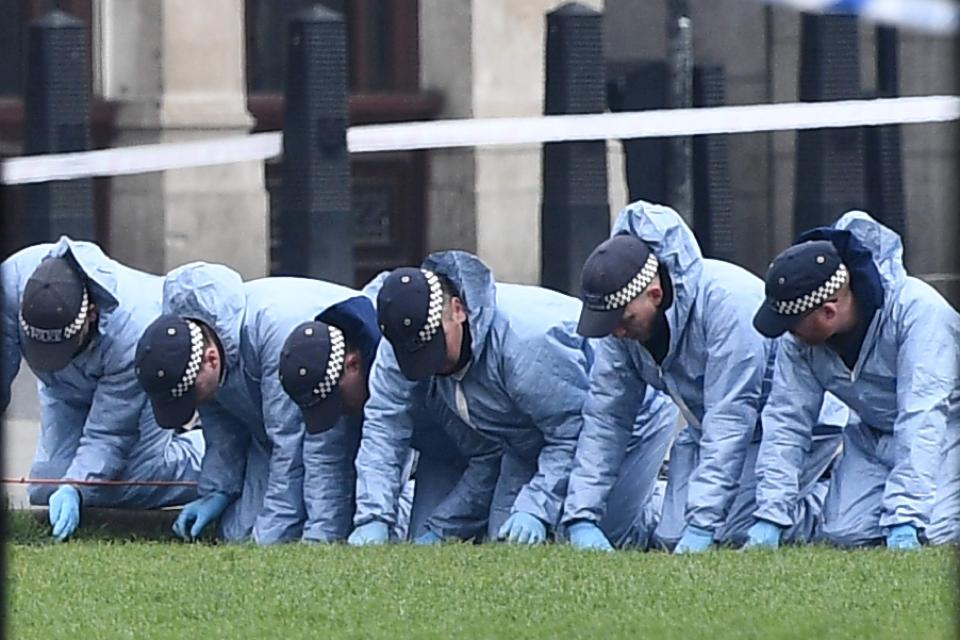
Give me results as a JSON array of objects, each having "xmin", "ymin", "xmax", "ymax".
[
  {"xmin": 751, "ymin": 211, "xmax": 959, "ymax": 549},
  {"xmin": 1, "ymin": 238, "xmax": 204, "ymax": 541}
]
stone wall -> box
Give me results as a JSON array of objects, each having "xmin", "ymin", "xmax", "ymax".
[
  {"xmin": 420, "ymin": 0, "xmax": 627, "ymax": 285},
  {"xmin": 102, "ymin": 0, "xmax": 268, "ymax": 280}
]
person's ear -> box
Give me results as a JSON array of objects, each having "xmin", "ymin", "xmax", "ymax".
[
  {"xmin": 203, "ymin": 344, "xmax": 219, "ymax": 370},
  {"xmin": 821, "ymin": 301, "xmax": 838, "ymax": 322},
  {"xmin": 344, "ymin": 350, "xmax": 362, "ymax": 374},
  {"xmin": 647, "ymin": 283, "xmax": 663, "ymax": 306},
  {"xmin": 450, "ymin": 297, "xmax": 468, "ymax": 323}
]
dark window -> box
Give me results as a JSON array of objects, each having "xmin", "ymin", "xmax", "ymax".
[
  {"xmin": 245, "ymin": 0, "xmax": 418, "ymax": 95},
  {"xmin": 0, "ymin": 0, "xmax": 26, "ymax": 96},
  {"xmin": 360, "ymin": 0, "xmax": 391, "ymax": 91},
  {"xmin": 246, "ymin": 0, "xmax": 322, "ymax": 94}
]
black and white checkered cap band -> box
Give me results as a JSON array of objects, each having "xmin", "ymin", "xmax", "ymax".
[
  {"xmin": 171, "ymin": 321, "xmax": 205, "ymax": 398},
  {"xmin": 19, "ymin": 287, "xmax": 89, "ymax": 343},
  {"xmin": 312, "ymin": 325, "xmax": 345, "ymax": 400},
  {"xmin": 417, "ymin": 269, "xmax": 444, "ymax": 344},
  {"xmin": 775, "ymin": 264, "xmax": 849, "ymax": 316},
  {"xmin": 598, "ymin": 253, "xmax": 660, "ymax": 310}
]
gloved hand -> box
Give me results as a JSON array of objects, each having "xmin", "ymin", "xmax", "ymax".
[
  {"xmin": 348, "ymin": 520, "xmax": 390, "ymax": 546},
  {"xmin": 567, "ymin": 520, "xmax": 614, "ymax": 552},
  {"xmin": 49, "ymin": 485, "xmax": 81, "ymax": 541},
  {"xmin": 413, "ymin": 529, "xmax": 442, "ymax": 546},
  {"xmin": 743, "ymin": 519, "xmax": 783, "ymax": 550},
  {"xmin": 497, "ymin": 511, "xmax": 547, "ymax": 545},
  {"xmin": 172, "ymin": 492, "xmax": 231, "ymax": 541},
  {"xmin": 886, "ymin": 524, "xmax": 921, "ymax": 550},
  {"xmin": 674, "ymin": 525, "xmax": 714, "ymax": 554}
]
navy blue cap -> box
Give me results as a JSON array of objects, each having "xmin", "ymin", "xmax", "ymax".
[
  {"xmin": 376, "ymin": 267, "xmax": 447, "ymax": 381},
  {"xmin": 753, "ymin": 240, "xmax": 849, "ymax": 338},
  {"xmin": 19, "ymin": 257, "xmax": 89, "ymax": 372},
  {"xmin": 577, "ymin": 234, "xmax": 660, "ymax": 338},
  {"xmin": 279, "ymin": 320, "xmax": 346, "ymax": 434},
  {"xmin": 135, "ymin": 315, "xmax": 205, "ymax": 428}
]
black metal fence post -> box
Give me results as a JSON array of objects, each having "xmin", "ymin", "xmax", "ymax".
[
  {"xmin": 608, "ymin": 61, "xmax": 669, "ymax": 205},
  {"xmin": 278, "ymin": 5, "xmax": 353, "ymax": 284},
  {"xmin": 793, "ymin": 13, "xmax": 866, "ymax": 237},
  {"xmin": 23, "ymin": 10, "xmax": 94, "ymax": 244},
  {"xmin": 865, "ymin": 26, "xmax": 906, "ymax": 237},
  {"xmin": 666, "ymin": 0, "xmax": 694, "ymax": 224},
  {"xmin": 608, "ymin": 61, "xmax": 732, "ymax": 259},
  {"xmin": 692, "ymin": 65, "xmax": 735, "ymax": 261},
  {"xmin": 540, "ymin": 2, "xmax": 609, "ymax": 296}
]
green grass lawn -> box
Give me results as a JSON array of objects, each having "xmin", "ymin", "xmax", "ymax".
[{"xmin": 7, "ymin": 512, "xmax": 958, "ymax": 640}]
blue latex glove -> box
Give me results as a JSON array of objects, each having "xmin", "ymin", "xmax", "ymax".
[
  {"xmin": 49, "ymin": 485, "xmax": 81, "ymax": 541},
  {"xmin": 886, "ymin": 524, "xmax": 921, "ymax": 550},
  {"xmin": 172, "ymin": 492, "xmax": 232, "ymax": 541},
  {"xmin": 348, "ymin": 521, "xmax": 390, "ymax": 546},
  {"xmin": 743, "ymin": 520, "xmax": 783, "ymax": 550},
  {"xmin": 413, "ymin": 529, "xmax": 442, "ymax": 546},
  {"xmin": 497, "ymin": 512, "xmax": 547, "ymax": 545},
  {"xmin": 674, "ymin": 525, "xmax": 714, "ymax": 554},
  {"xmin": 568, "ymin": 520, "xmax": 614, "ymax": 552}
]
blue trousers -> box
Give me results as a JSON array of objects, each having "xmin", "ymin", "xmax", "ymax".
[{"xmin": 821, "ymin": 419, "xmax": 960, "ymax": 546}]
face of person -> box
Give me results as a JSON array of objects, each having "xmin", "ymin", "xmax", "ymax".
[
  {"xmin": 611, "ymin": 285, "xmax": 662, "ymax": 342},
  {"xmin": 437, "ymin": 296, "xmax": 468, "ymax": 375}
]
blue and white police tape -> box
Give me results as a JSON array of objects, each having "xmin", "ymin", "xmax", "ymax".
[
  {"xmin": 2, "ymin": 95, "xmax": 958, "ymax": 185},
  {"xmin": 754, "ymin": 0, "xmax": 958, "ymax": 35}
]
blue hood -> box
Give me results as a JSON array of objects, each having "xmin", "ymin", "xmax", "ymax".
[
  {"xmin": 798, "ymin": 211, "xmax": 905, "ymax": 314},
  {"xmin": 612, "ymin": 201, "xmax": 704, "ymax": 356},
  {"xmin": 801, "ymin": 210, "xmax": 905, "ymax": 299},
  {"xmin": 421, "ymin": 250, "xmax": 498, "ymax": 363},
  {"xmin": 317, "ymin": 295, "xmax": 381, "ymax": 370},
  {"xmin": 47, "ymin": 236, "xmax": 163, "ymax": 339},
  {"xmin": 162, "ymin": 262, "xmax": 246, "ymax": 373}
]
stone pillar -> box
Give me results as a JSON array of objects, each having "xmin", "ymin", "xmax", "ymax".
[
  {"xmin": 419, "ymin": 0, "xmax": 477, "ymax": 261},
  {"xmin": 102, "ymin": 0, "xmax": 268, "ymax": 279},
  {"xmin": 420, "ymin": 0, "xmax": 622, "ymax": 285}
]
